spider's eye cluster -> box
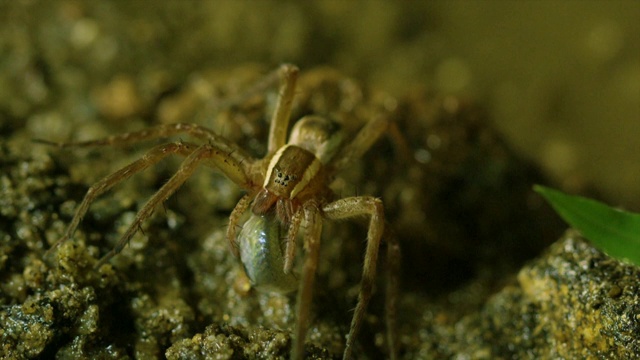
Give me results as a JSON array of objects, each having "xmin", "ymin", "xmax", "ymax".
[{"xmin": 274, "ymin": 169, "xmax": 297, "ymax": 187}]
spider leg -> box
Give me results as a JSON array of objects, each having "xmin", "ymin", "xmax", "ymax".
[
  {"xmin": 291, "ymin": 202, "xmax": 323, "ymax": 360},
  {"xmin": 267, "ymin": 64, "xmax": 299, "ymax": 153},
  {"xmin": 227, "ymin": 193, "xmax": 254, "ymax": 257},
  {"xmin": 323, "ymin": 196, "xmax": 386, "ymax": 360},
  {"xmin": 87, "ymin": 142, "xmax": 254, "ymax": 269},
  {"xmin": 209, "ymin": 65, "xmax": 286, "ymax": 111},
  {"xmin": 44, "ymin": 141, "xmax": 198, "ymax": 259},
  {"xmin": 34, "ymin": 123, "xmax": 252, "ymax": 165},
  {"xmin": 327, "ymin": 113, "xmax": 390, "ymax": 174}
]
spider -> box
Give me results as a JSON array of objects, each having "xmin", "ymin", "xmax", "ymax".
[{"xmin": 41, "ymin": 64, "xmax": 400, "ymax": 360}]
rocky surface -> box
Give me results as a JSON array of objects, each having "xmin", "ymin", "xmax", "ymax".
[{"xmin": 410, "ymin": 231, "xmax": 640, "ymax": 359}]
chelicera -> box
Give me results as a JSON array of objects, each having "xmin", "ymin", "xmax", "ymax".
[{"xmin": 41, "ymin": 65, "xmax": 400, "ymax": 359}]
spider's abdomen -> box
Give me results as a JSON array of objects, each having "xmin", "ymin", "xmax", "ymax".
[
  {"xmin": 288, "ymin": 115, "xmax": 344, "ymax": 164},
  {"xmin": 238, "ymin": 213, "xmax": 297, "ymax": 293}
]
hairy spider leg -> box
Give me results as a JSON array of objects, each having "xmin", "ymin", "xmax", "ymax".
[
  {"xmin": 209, "ymin": 64, "xmax": 287, "ymax": 112},
  {"xmin": 323, "ymin": 196, "xmax": 385, "ymax": 360},
  {"xmin": 43, "ymin": 141, "xmax": 199, "ymax": 258},
  {"xmin": 34, "ymin": 123, "xmax": 249, "ymax": 159},
  {"xmin": 38, "ymin": 121, "xmax": 259, "ymax": 260},
  {"xmin": 290, "ymin": 202, "xmax": 323, "ymax": 360},
  {"xmin": 94, "ymin": 142, "xmax": 254, "ymax": 269},
  {"xmin": 327, "ymin": 113, "xmax": 390, "ymax": 174},
  {"xmin": 267, "ymin": 64, "xmax": 299, "ymax": 153}
]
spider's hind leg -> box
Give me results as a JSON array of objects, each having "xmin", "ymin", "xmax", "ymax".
[{"xmin": 327, "ymin": 113, "xmax": 390, "ymax": 174}]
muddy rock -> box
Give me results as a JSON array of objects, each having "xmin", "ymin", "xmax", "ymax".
[{"xmin": 420, "ymin": 231, "xmax": 640, "ymax": 359}]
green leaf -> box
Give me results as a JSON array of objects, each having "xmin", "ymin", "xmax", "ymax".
[{"xmin": 534, "ymin": 184, "xmax": 640, "ymax": 266}]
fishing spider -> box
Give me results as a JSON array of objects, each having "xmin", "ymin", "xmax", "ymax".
[{"xmin": 42, "ymin": 64, "xmax": 400, "ymax": 359}]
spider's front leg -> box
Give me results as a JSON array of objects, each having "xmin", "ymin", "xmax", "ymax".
[
  {"xmin": 40, "ymin": 122, "xmax": 258, "ymax": 260},
  {"xmin": 44, "ymin": 141, "xmax": 199, "ymax": 259},
  {"xmin": 93, "ymin": 142, "xmax": 257, "ymax": 268},
  {"xmin": 40, "ymin": 123, "xmax": 258, "ymax": 267},
  {"xmin": 322, "ymin": 196, "xmax": 398, "ymax": 360}
]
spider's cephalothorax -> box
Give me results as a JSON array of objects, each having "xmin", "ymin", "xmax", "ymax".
[
  {"xmin": 253, "ymin": 144, "xmax": 325, "ymax": 225},
  {"xmin": 252, "ymin": 114, "xmax": 343, "ymax": 226},
  {"xmin": 40, "ymin": 65, "xmax": 400, "ymax": 360}
]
